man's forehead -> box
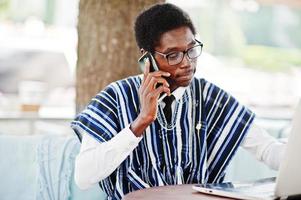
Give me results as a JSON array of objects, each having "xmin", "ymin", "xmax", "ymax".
[{"xmin": 156, "ymin": 26, "xmax": 195, "ymax": 52}]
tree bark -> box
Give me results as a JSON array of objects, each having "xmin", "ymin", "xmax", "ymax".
[{"xmin": 76, "ymin": 0, "xmax": 163, "ymax": 111}]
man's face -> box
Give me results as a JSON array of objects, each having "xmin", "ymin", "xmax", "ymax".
[{"xmin": 154, "ymin": 26, "xmax": 197, "ymax": 91}]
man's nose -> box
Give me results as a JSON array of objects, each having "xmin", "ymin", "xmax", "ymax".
[{"xmin": 180, "ymin": 54, "xmax": 191, "ymax": 68}]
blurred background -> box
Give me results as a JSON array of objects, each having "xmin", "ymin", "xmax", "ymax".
[
  {"xmin": 0, "ymin": 0, "xmax": 78, "ymax": 135},
  {"xmin": 0, "ymin": 0, "xmax": 300, "ymax": 137}
]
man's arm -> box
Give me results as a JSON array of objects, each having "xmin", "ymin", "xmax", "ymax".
[
  {"xmin": 74, "ymin": 59, "xmax": 172, "ymax": 189},
  {"xmin": 74, "ymin": 125, "xmax": 142, "ymax": 190},
  {"xmin": 241, "ymin": 121, "xmax": 287, "ymax": 170}
]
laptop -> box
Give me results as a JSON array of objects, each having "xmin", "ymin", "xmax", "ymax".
[{"xmin": 192, "ymin": 100, "xmax": 301, "ymax": 200}]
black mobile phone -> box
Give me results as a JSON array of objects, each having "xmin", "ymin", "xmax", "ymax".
[
  {"xmin": 138, "ymin": 52, "xmax": 167, "ymax": 101},
  {"xmin": 138, "ymin": 52, "xmax": 159, "ymax": 72}
]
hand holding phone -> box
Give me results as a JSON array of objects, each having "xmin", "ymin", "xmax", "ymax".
[
  {"xmin": 130, "ymin": 52, "xmax": 171, "ymax": 136},
  {"xmin": 138, "ymin": 52, "xmax": 168, "ymax": 102},
  {"xmin": 132, "ymin": 52, "xmax": 184, "ymax": 136}
]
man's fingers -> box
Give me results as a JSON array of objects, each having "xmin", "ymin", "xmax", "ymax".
[
  {"xmin": 148, "ymin": 76, "xmax": 169, "ymax": 91},
  {"xmin": 153, "ymin": 85, "xmax": 171, "ymax": 98},
  {"xmin": 144, "ymin": 67, "xmax": 170, "ymax": 84},
  {"xmin": 143, "ymin": 70, "xmax": 170, "ymax": 91},
  {"xmin": 152, "ymin": 70, "xmax": 170, "ymax": 78},
  {"xmin": 141, "ymin": 57, "xmax": 170, "ymax": 96},
  {"xmin": 153, "ymin": 79, "xmax": 169, "ymax": 89},
  {"xmin": 143, "ymin": 58, "xmax": 150, "ymax": 82}
]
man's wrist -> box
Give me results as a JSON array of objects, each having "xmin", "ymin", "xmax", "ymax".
[{"xmin": 130, "ymin": 115, "xmax": 152, "ymax": 137}]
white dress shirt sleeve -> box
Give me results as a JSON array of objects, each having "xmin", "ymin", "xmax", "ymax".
[
  {"xmin": 241, "ymin": 121, "xmax": 287, "ymax": 170},
  {"xmin": 74, "ymin": 125, "xmax": 142, "ymax": 190}
]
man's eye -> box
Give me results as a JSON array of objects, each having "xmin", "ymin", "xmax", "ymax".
[{"xmin": 167, "ymin": 52, "xmax": 180, "ymax": 59}]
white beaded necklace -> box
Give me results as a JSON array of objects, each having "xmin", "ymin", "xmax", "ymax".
[{"xmin": 156, "ymin": 90, "xmax": 192, "ymax": 131}]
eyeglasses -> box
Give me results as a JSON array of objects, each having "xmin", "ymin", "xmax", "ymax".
[{"xmin": 154, "ymin": 39, "xmax": 203, "ymax": 66}]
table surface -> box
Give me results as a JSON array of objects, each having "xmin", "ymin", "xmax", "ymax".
[{"xmin": 123, "ymin": 184, "xmax": 234, "ymax": 200}]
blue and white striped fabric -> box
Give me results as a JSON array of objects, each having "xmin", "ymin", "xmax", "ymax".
[{"xmin": 71, "ymin": 76, "xmax": 255, "ymax": 200}]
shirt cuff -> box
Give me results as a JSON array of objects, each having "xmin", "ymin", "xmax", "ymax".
[
  {"xmin": 241, "ymin": 120, "xmax": 285, "ymax": 170},
  {"xmin": 110, "ymin": 124, "xmax": 143, "ymax": 151}
]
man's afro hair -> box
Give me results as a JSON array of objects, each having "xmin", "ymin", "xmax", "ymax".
[{"xmin": 134, "ymin": 3, "xmax": 196, "ymax": 53}]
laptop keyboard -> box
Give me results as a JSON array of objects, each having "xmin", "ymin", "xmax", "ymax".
[{"xmin": 232, "ymin": 182, "xmax": 276, "ymax": 198}]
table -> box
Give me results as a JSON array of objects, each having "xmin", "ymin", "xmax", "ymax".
[{"xmin": 123, "ymin": 184, "xmax": 234, "ymax": 200}]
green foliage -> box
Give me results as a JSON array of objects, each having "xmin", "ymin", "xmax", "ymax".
[
  {"xmin": 243, "ymin": 45, "xmax": 301, "ymax": 71},
  {"xmin": 0, "ymin": 0, "xmax": 9, "ymax": 16}
]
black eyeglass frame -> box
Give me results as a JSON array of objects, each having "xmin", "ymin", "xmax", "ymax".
[{"xmin": 154, "ymin": 39, "xmax": 203, "ymax": 66}]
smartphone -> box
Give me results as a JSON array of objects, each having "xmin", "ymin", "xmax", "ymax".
[
  {"xmin": 138, "ymin": 51, "xmax": 159, "ymax": 72},
  {"xmin": 138, "ymin": 52, "xmax": 167, "ymax": 102}
]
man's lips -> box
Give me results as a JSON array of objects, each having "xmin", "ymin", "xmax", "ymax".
[{"xmin": 177, "ymin": 70, "xmax": 194, "ymax": 80}]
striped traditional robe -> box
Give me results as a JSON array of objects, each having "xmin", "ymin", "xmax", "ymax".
[{"xmin": 71, "ymin": 75, "xmax": 255, "ymax": 200}]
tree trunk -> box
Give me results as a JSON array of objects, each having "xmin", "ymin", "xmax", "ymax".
[{"xmin": 76, "ymin": 0, "xmax": 163, "ymax": 111}]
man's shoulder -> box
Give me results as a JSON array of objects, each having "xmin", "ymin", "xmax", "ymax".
[
  {"xmin": 191, "ymin": 77, "xmax": 215, "ymax": 90},
  {"xmin": 111, "ymin": 75, "xmax": 142, "ymax": 92},
  {"xmin": 191, "ymin": 77, "xmax": 232, "ymax": 99},
  {"xmin": 116, "ymin": 74, "xmax": 142, "ymax": 85},
  {"xmin": 104, "ymin": 75, "xmax": 141, "ymax": 89},
  {"xmin": 99, "ymin": 75, "xmax": 142, "ymax": 98},
  {"xmin": 192, "ymin": 76, "xmax": 206, "ymax": 84}
]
